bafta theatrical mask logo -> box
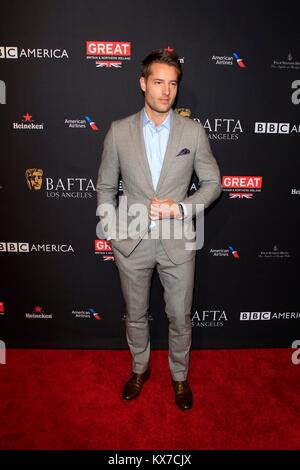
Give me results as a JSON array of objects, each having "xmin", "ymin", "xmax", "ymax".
[
  {"xmin": 25, "ymin": 168, "xmax": 43, "ymax": 190},
  {"xmin": 175, "ymin": 108, "xmax": 191, "ymax": 118}
]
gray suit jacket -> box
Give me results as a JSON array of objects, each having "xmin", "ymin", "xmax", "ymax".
[{"xmin": 96, "ymin": 108, "xmax": 221, "ymax": 264}]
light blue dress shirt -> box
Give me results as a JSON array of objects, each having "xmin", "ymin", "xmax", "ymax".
[
  {"xmin": 142, "ymin": 109, "xmax": 186, "ymax": 224},
  {"xmin": 142, "ymin": 108, "xmax": 172, "ymax": 190}
]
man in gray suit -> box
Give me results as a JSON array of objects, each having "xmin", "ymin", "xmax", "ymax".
[{"xmin": 96, "ymin": 49, "xmax": 221, "ymax": 410}]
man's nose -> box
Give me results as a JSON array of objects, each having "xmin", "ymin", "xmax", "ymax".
[{"xmin": 162, "ymin": 85, "xmax": 170, "ymax": 95}]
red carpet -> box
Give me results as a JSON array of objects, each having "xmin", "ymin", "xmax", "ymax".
[{"xmin": 0, "ymin": 348, "xmax": 299, "ymax": 450}]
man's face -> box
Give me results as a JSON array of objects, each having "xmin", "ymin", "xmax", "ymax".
[{"xmin": 140, "ymin": 62, "xmax": 179, "ymax": 114}]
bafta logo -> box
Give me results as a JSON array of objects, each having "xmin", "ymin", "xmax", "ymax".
[
  {"xmin": 175, "ymin": 108, "xmax": 191, "ymax": 118},
  {"xmin": 25, "ymin": 168, "xmax": 43, "ymax": 190}
]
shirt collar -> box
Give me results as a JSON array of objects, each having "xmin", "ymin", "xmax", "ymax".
[{"xmin": 143, "ymin": 108, "xmax": 172, "ymax": 130}]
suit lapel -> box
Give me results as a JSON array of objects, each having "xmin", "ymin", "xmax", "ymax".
[{"xmin": 130, "ymin": 110, "xmax": 155, "ymax": 196}]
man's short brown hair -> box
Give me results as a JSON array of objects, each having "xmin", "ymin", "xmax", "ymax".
[{"xmin": 141, "ymin": 49, "xmax": 182, "ymax": 83}]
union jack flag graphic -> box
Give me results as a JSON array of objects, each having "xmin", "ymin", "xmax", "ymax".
[
  {"xmin": 229, "ymin": 193, "xmax": 253, "ymax": 199},
  {"xmin": 103, "ymin": 255, "xmax": 115, "ymax": 261},
  {"xmin": 96, "ymin": 61, "xmax": 122, "ymax": 68}
]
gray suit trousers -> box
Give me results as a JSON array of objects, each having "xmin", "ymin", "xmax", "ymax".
[{"xmin": 112, "ymin": 238, "xmax": 195, "ymax": 381}]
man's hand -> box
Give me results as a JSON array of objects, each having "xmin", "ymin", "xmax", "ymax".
[{"xmin": 149, "ymin": 197, "xmax": 182, "ymax": 220}]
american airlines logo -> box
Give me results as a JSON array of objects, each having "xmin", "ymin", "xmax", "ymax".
[
  {"xmin": 72, "ymin": 307, "xmax": 102, "ymax": 320},
  {"xmin": 211, "ymin": 52, "xmax": 246, "ymax": 68},
  {"xmin": 209, "ymin": 246, "xmax": 240, "ymax": 259}
]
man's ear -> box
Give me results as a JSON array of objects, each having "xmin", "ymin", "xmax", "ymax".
[{"xmin": 140, "ymin": 76, "xmax": 146, "ymax": 92}]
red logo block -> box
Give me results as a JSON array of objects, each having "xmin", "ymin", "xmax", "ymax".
[
  {"xmin": 86, "ymin": 41, "xmax": 131, "ymax": 56},
  {"xmin": 222, "ymin": 176, "xmax": 263, "ymax": 189},
  {"xmin": 95, "ymin": 240, "xmax": 112, "ymax": 252}
]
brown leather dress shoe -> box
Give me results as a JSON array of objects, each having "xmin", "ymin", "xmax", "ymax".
[
  {"xmin": 173, "ymin": 380, "xmax": 193, "ymax": 411},
  {"xmin": 121, "ymin": 368, "xmax": 151, "ymax": 400}
]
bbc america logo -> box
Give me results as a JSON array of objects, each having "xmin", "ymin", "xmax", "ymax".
[
  {"xmin": 0, "ymin": 242, "xmax": 30, "ymax": 252},
  {"xmin": 255, "ymin": 122, "xmax": 290, "ymax": 133},
  {"xmin": 240, "ymin": 311, "xmax": 300, "ymax": 320},
  {"xmin": 0, "ymin": 242, "xmax": 74, "ymax": 253},
  {"xmin": 0, "ymin": 47, "xmax": 18, "ymax": 58},
  {"xmin": 0, "ymin": 46, "xmax": 69, "ymax": 59},
  {"xmin": 254, "ymin": 122, "xmax": 300, "ymax": 134},
  {"xmin": 240, "ymin": 311, "xmax": 271, "ymax": 320}
]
